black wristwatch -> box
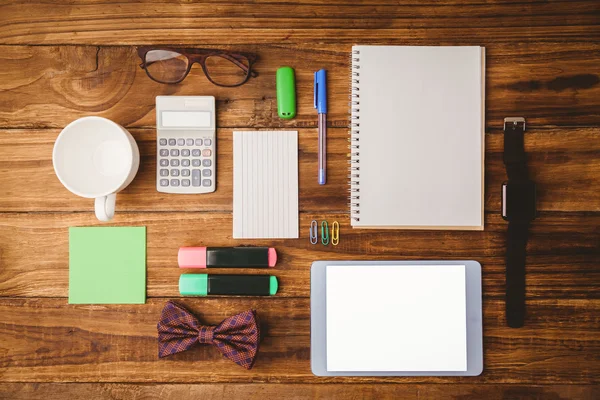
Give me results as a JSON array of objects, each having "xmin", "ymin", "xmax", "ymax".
[{"xmin": 501, "ymin": 117, "xmax": 537, "ymax": 328}]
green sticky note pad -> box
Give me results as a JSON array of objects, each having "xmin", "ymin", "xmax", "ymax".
[{"xmin": 69, "ymin": 227, "xmax": 146, "ymax": 304}]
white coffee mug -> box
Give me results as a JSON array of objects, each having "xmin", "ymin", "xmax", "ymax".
[{"xmin": 53, "ymin": 116, "xmax": 140, "ymax": 221}]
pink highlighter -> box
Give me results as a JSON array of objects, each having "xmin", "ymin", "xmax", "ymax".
[{"xmin": 179, "ymin": 247, "xmax": 277, "ymax": 269}]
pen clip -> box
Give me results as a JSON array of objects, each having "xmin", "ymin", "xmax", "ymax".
[{"xmin": 314, "ymin": 72, "xmax": 318, "ymax": 109}]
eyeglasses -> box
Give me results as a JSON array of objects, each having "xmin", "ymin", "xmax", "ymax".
[{"xmin": 137, "ymin": 47, "xmax": 258, "ymax": 87}]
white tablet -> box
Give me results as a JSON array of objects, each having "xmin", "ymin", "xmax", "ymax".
[{"xmin": 311, "ymin": 260, "xmax": 483, "ymax": 376}]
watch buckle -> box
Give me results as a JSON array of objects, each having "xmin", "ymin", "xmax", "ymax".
[{"xmin": 504, "ymin": 117, "xmax": 526, "ymax": 132}]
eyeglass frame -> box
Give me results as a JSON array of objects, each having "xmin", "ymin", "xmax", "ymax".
[{"xmin": 137, "ymin": 46, "xmax": 259, "ymax": 86}]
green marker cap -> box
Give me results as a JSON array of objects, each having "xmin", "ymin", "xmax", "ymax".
[
  {"xmin": 179, "ymin": 274, "xmax": 208, "ymax": 296},
  {"xmin": 276, "ymin": 66, "xmax": 296, "ymax": 120},
  {"xmin": 270, "ymin": 275, "xmax": 278, "ymax": 295}
]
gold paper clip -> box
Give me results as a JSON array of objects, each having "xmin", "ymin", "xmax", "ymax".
[
  {"xmin": 331, "ymin": 221, "xmax": 339, "ymax": 246},
  {"xmin": 321, "ymin": 221, "xmax": 329, "ymax": 245},
  {"xmin": 310, "ymin": 220, "xmax": 318, "ymax": 244}
]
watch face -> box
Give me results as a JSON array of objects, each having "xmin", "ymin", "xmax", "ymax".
[{"xmin": 502, "ymin": 181, "xmax": 537, "ymax": 221}]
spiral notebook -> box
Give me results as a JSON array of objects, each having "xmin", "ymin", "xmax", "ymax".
[{"xmin": 350, "ymin": 46, "xmax": 485, "ymax": 230}]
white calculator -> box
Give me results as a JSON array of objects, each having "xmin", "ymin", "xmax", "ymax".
[{"xmin": 155, "ymin": 96, "xmax": 216, "ymax": 194}]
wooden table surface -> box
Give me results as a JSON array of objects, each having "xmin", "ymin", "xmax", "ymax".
[{"xmin": 0, "ymin": 1, "xmax": 599, "ymax": 399}]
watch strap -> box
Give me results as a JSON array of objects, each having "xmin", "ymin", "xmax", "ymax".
[
  {"xmin": 503, "ymin": 117, "xmax": 531, "ymax": 328},
  {"xmin": 503, "ymin": 118, "xmax": 529, "ymax": 181},
  {"xmin": 506, "ymin": 221, "xmax": 529, "ymax": 328}
]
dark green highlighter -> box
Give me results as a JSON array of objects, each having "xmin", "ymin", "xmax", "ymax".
[{"xmin": 276, "ymin": 66, "xmax": 296, "ymax": 119}]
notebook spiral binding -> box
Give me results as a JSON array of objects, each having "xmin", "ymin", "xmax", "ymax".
[{"xmin": 349, "ymin": 49, "xmax": 360, "ymax": 221}]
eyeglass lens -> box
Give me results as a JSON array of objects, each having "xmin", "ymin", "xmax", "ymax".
[
  {"xmin": 145, "ymin": 50, "xmax": 190, "ymax": 83},
  {"xmin": 204, "ymin": 55, "xmax": 250, "ymax": 86}
]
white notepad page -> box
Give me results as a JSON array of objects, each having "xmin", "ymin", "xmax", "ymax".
[
  {"xmin": 351, "ymin": 46, "xmax": 485, "ymax": 229},
  {"xmin": 233, "ymin": 131, "xmax": 299, "ymax": 239},
  {"xmin": 326, "ymin": 264, "xmax": 467, "ymax": 372}
]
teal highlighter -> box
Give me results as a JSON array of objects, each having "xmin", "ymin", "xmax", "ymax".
[{"xmin": 276, "ymin": 66, "xmax": 296, "ymax": 119}]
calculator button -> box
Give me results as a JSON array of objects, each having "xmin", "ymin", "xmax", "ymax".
[
  {"xmin": 182, "ymin": 149, "xmax": 190, "ymax": 157},
  {"xmin": 171, "ymin": 179, "xmax": 180, "ymax": 187},
  {"xmin": 160, "ymin": 179, "xmax": 169, "ymax": 187},
  {"xmin": 204, "ymin": 138, "xmax": 212, "ymax": 146},
  {"xmin": 195, "ymin": 139, "xmax": 203, "ymax": 146},
  {"xmin": 177, "ymin": 138, "xmax": 185, "ymax": 146},
  {"xmin": 182, "ymin": 169, "xmax": 190, "ymax": 177},
  {"xmin": 192, "ymin": 149, "xmax": 201, "ymax": 157},
  {"xmin": 202, "ymin": 179, "xmax": 212, "ymax": 187},
  {"xmin": 202, "ymin": 159, "xmax": 212, "ymax": 167},
  {"xmin": 170, "ymin": 149, "xmax": 179, "ymax": 157},
  {"xmin": 186, "ymin": 138, "xmax": 194, "ymax": 146},
  {"xmin": 182, "ymin": 159, "xmax": 190, "ymax": 167},
  {"xmin": 170, "ymin": 159, "xmax": 180, "ymax": 167},
  {"xmin": 160, "ymin": 169, "xmax": 169, "ymax": 177},
  {"xmin": 159, "ymin": 149, "xmax": 169, "ymax": 157},
  {"xmin": 182, "ymin": 179, "xmax": 190, "ymax": 187},
  {"xmin": 202, "ymin": 169, "xmax": 212, "ymax": 177},
  {"xmin": 202, "ymin": 149, "xmax": 212, "ymax": 157},
  {"xmin": 168, "ymin": 139, "xmax": 176, "ymax": 146},
  {"xmin": 171, "ymin": 169, "xmax": 179, "ymax": 177},
  {"xmin": 192, "ymin": 170, "xmax": 201, "ymax": 186},
  {"xmin": 192, "ymin": 159, "xmax": 201, "ymax": 167},
  {"xmin": 159, "ymin": 138, "xmax": 167, "ymax": 146},
  {"xmin": 159, "ymin": 159, "xmax": 169, "ymax": 167}
]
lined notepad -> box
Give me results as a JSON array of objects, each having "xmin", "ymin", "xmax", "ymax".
[{"xmin": 233, "ymin": 131, "xmax": 299, "ymax": 239}]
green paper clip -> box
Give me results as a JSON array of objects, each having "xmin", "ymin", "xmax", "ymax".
[{"xmin": 321, "ymin": 221, "xmax": 329, "ymax": 245}]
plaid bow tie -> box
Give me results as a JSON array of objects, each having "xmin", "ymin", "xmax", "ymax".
[{"xmin": 157, "ymin": 301, "xmax": 260, "ymax": 369}]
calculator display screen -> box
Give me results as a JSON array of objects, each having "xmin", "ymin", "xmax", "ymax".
[{"xmin": 161, "ymin": 111, "xmax": 211, "ymax": 128}]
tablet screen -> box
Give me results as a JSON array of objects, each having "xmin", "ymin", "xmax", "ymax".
[{"xmin": 326, "ymin": 264, "xmax": 467, "ymax": 372}]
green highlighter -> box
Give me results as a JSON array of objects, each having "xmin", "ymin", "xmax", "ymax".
[
  {"xmin": 276, "ymin": 66, "xmax": 296, "ymax": 119},
  {"xmin": 180, "ymin": 274, "xmax": 278, "ymax": 296}
]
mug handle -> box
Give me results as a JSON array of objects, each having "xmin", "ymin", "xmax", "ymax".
[{"xmin": 95, "ymin": 193, "xmax": 116, "ymax": 221}]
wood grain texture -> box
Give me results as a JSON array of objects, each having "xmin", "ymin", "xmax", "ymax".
[
  {"xmin": 0, "ymin": 298, "xmax": 598, "ymax": 383},
  {"xmin": 0, "ymin": 383, "xmax": 598, "ymax": 400},
  {"xmin": 0, "ymin": 128, "xmax": 598, "ymax": 213},
  {"xmin": 0, "ymin": 44, "xmax": 599, "ymax": 129},
  {"xmin": 0, "ymin": 212, "xmax": 597, "ymax": 298},
  {"xmin": 0, "ymin": 0, "xmax": 598, "ymax": 396},
  {"xmin": 0, "ymin": 1, "xmax": 599, "ymax": 45}
]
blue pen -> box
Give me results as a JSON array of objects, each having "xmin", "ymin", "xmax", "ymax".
[{"xmin": 314, "ymin": 69, "xmax": 327, "ymax": 185}]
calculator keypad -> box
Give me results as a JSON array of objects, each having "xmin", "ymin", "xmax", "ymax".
[{"xmin": 157, "ymin": 136, "xmax": 215, "ymax": 193}]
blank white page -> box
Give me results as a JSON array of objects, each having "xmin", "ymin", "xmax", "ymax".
[
  {"xmin": 233, "ymin": 131, "xmax": 299, "ymax": 239},
  {"xmin": 326, "ymin": 264, "xmax": 467, "ymax": 372},
  {"xmin": 351, "ymin": 46, "xmax": 485, "ymax": 229}
]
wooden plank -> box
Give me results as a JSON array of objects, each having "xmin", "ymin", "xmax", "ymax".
[
  {"xmin": 0, "ymin": 212, "xmax": 597, "ymax": 298},
  {"xmin": 1, "ymin": 0, "xmax": 599, "ymax": 30},
  {"xmin": 0, "ymin": 383, "xmax": 598, "ymax": 400},
  {"xmin": 0, "ymin": 0, "xmax": 598, "ymax": 45},
  {"xmin": 0, "ymin": 298, "xmax": 598, "ymax": 383},
  {"xmin": 1, "ymin": 26, "xmax": 596, "ymax": 46},
  {"xmin": 0, "ymin": 128, "xmax": 598, "ymax": 213},
  {"xmin": 0, "ymin": 44, "xmax": 599, "ymax": 129}
]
